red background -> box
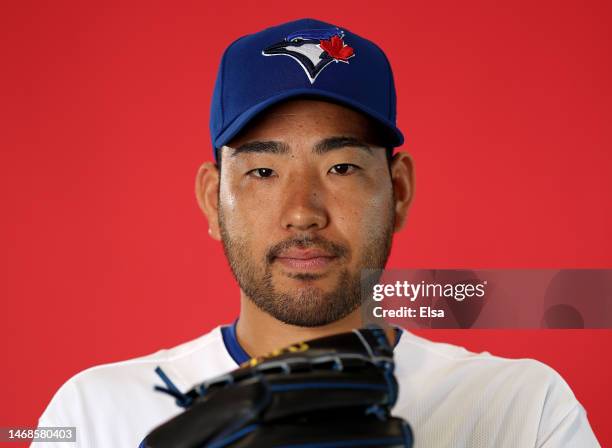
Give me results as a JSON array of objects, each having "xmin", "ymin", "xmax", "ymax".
[{"xmin": 1, "ymin": 0, "xmax": 611, "ymax": 446}]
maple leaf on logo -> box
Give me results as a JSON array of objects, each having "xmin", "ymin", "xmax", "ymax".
[{"xmin": 319, "ymin": 35, "xmax": 354, "ymax": 61}]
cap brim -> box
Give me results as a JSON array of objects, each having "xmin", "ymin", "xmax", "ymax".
[{"xmin": 213, "ymin": 88, "xmax": 404, "ymax": 151}]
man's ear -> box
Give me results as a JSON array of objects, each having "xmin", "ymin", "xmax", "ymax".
[
  {"xmin": 195, "ymin": 162, "xmax": 221, "ymax": 241},
  {"xmin": 390, "ymin": 151, "xmax": 415, "ymax": 232}
]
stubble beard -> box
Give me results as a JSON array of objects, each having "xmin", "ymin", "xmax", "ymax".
[{"xmin": 218, "ymin": 207, "xmax": 394, "ymax": 327}]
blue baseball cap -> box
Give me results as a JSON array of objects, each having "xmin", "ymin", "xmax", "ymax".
[{"xmin": 209, "ymin": 18, "xmax": 404, "ymax": 157}]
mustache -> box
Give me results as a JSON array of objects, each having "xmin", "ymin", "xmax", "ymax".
[{"xmin": 266, "ymin": 235, "xmax": 349, "ymax": 263}]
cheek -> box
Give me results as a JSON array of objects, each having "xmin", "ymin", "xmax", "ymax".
[
  {"xmin": 219, "ymin": 182, "xmax": 274, "ymax": 236},
  {"xmin": 331, "ymin": 185, "xmax": 393, "ymax": 244}
]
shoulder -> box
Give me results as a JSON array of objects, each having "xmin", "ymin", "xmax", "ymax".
[
  {"xmin": 392, "ymin": 330, "xmax": 600, "ymax": 447},
  {"xmin": 50, "ymin": 325, "xmax": 228, "ymax": 391},
  {"xmin": 394, "ymin": 329, "xmax": 577, "ymax": 405},
  {"xmin": 35, "ymin": 326, "xmax": 235, "ymax": 446},
  {"xmin": 396, "ymin": 329, "xmax": 563, "ymax": 373}
]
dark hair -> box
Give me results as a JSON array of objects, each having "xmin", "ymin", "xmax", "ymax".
[{"xmin": 214, "ymin": 146, "xmax": 394, "ymax": 171}]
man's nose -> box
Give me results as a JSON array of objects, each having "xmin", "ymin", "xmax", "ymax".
[{"xmin": 280, "ymin": 175, "xmax": 329, "ymax": 232}]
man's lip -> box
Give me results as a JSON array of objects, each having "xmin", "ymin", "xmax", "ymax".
[
  {"xmin": 275, "ymin": 248, "xmax": 335, "ymax": 260},
  {"xmin": 275, "ymin": 255, "xmax": 336, "ymax": 271}
]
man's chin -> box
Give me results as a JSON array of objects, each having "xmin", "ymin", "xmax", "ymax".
[
  {"xmin": 244, "ymin": 273, "xmax": 363, "ymax": 327},
  {"xmin": 273, "ymin": 271, "xmax": 338, "ymax": 291},
  {"xmin": 261, "ymin": 293, "xmax": 359, "ymax": 328}
]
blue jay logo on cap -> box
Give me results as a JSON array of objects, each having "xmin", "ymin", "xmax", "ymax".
[{"xmin": 262, "ymin": 28, "xmax": 355, "ymax": 84}]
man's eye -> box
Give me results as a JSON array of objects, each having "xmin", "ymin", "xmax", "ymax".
[
  {"xmin": 247, "ymin": 168, "xmax": 276, "ymax": 178},
  {"xmin": 329, "ymin": 164, "xmax": 358, "ymax": 175}
]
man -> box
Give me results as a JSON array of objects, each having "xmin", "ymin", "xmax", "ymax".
[{"xmin": 34, "ymin": 18, "xmax": 600, "ymax": 447}]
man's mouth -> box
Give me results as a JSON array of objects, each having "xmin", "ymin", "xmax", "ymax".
[{"xmin": 274, "ymin": 248, "xmax": 338, "ymax": 271}]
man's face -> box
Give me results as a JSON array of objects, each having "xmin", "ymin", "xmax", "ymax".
[{"xmin": 217, "ymin": 99, "xmax": 396, "ymax": 327}]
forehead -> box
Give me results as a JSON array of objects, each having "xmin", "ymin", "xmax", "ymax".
[{"xmin": 226, "ymin": 98, "xmax": 383, "ymax": 148}]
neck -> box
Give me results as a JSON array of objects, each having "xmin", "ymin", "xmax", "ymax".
[{"xmin": 235, "ymin": 291, "xmax": 395, "ymax": 358}]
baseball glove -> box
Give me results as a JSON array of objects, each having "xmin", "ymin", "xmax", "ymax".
[{"xmin": 142, "ymin": 326, "xmax": 413, "ymax": 448}]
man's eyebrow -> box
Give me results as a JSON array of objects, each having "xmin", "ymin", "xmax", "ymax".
[
  {"xmin": 313, "ymin": 136, "xmax": 373, "ymax": 155},
  {"xmin": 230, "ymin": 141, "xmax": 290, "ymax": 157}
]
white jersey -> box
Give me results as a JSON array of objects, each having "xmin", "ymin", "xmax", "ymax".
[{"xmin": 33, "ymin": 325, "xmax": 600, "ymax": 448}]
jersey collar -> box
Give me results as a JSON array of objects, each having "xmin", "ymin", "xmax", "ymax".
[{"xmin": 221, "ymin": 318, "xmax": 404, "ymax": 366}]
